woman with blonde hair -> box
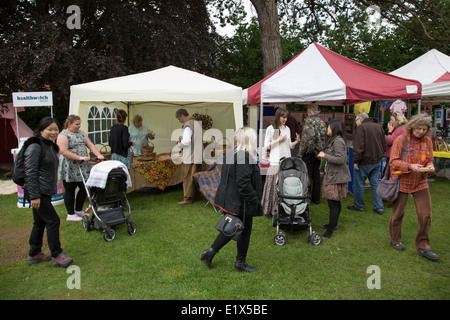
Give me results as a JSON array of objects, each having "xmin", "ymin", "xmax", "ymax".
[
  {"xmin": 200, "ymin": 127, "xmax": 263, "ymax": 272},
  {"xmin": 385, "ymin": 111, "xmax": 408, "ymax": 159},
  {"xmin": 389, "ymin": 113, "xmax": 439, "ymax": 260}
]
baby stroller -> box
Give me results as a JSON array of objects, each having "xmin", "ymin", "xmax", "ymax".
[
  {"xmin": 272, "ymin": 157, "xmax": 322, "ymax": 246},
  {"xmin": 79, "ymin": 160, "xmax": 136, "ymax": 242}
]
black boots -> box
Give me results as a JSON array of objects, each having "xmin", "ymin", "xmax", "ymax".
[
  {"xmin": 200, "ymin": 248, "xmax": 216, "ymax": 269},
  {"xmin": 235, "ymin": 259, "xmax": 256, "ymax": 272},
  {"xmin": 200, "ymin": 248, "xmax": 256, "ymax": 272}
]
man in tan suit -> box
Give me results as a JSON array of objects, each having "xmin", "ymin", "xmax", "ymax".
[{"xmin": 175, "ymin": 109, "xmax": 202, "ymax": 205}]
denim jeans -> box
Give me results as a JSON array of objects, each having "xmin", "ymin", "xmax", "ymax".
[{"xmin": 353, "ymin": 162, "xmax": 384, "ymax": 211}]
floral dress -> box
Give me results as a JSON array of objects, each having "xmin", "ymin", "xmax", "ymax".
[{"xmin": 58, "ymin": 129, "xmax": 90, "ymax": 182}]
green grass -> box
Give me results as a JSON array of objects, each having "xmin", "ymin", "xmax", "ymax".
[{"xmin": 0, "ymin": 177, "xmax": 448, "ymax": 300}]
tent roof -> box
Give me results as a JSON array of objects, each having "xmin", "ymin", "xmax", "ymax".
[
  {"xmin": 244, "ymin": 42, "xmax": 422, "ymax": 106},
  {"xmin": 0, "ymin": 103, "xmax": 34, "ymax": 139},
  {"xmin": 390, "ymin": 49, "xmax": 450, "ymax": 103},
  {"xmin": 70, "ymin": 65, "xmax": 241, "ymax": 105},
  {"xmin": 69, "ymin": 65, "xmax": 243, "ymax": 129}
]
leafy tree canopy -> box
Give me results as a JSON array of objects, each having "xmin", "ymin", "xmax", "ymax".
[{"xmin": 1, "ymin": 0, "xmax": 220, "ymax": 128}]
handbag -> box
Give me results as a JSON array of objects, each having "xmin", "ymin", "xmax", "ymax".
[
  {"xmin": 215, "ymin": 214, "xmax": 244, "ymax": 241},
  {"xmin": 376, "ymin": 135, "xmax": 408, "ymax": 202},
  {"xmin": 376, "ymin": 164, "xmax": 400, "ymax": 202}
]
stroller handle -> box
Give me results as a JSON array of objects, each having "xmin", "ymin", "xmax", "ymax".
[
  {"xmin": 77, "ymin": 157, "xmax": 104, "ymax": 163},
  {"xmin": 277, "ymin": 192, "xmax": 310, "ymax": 200}
]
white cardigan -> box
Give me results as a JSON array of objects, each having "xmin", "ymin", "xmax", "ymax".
[{"xmin": 264, "ymin": 125, "xmax": 293, "ymax": 166}]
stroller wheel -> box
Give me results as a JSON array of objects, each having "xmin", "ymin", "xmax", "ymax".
[
  {"xmin": 273, "ymin": 232, "xmax": 287, "ymax": 246},
  {"xmin": 82, "ymin": 215, "xmax": 91, "ymax": 231},
  {"xmin": 127, "ymin": 221, "xmax": 137, "ymax": 235},
  {"xmin": 307, "ymin": 232, "xmax": 322, "ymax": 246},
  {"xmin": 103, "ymin": 228, "xmax": 116, "ymax": 242}
]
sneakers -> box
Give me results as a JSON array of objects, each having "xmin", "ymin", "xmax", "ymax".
[
  {"xmin": 28, "ymin": 252, "xmax": 51, "ymax": 265},
  {"xmin": 52, "ymin": 252, "xmax": 73, "ymax": 268},
  {"xmin": 347, "ymin": 205, "xmax": 363, "ymax": 212},
  {"xmin": 75, "ymin": 210, "xmax": 89, "ymax": 217},
  {"xmin": 66, "ymin": 214, "xmax": 82, "ymax": 221}
]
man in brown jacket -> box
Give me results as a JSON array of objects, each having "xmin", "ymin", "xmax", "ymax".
[{"xmin": 349, "ymin": 112, "xmax": 386, "ymax": 215}]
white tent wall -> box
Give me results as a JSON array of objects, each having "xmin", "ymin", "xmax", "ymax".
[
  {"xmin": 131, "ymin": 102, "xmax": 237, "ymax": 153},
  {"xmin": 71, "ymin": 100, "xmax": 238, "ymax": 154},
  {"xmin": 68, "ymin": 66, "xmax": 243, "ymax": 155}
]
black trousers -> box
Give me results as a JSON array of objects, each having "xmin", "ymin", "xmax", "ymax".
[
  {"xmin": 302, "ymin": 153, "xmax": 321, "ymax": 203},
  {"xmin": 63, "ymin": 180, "xmax": 87, "ymax": 215},
  {"xmin": 211, "ymin": 216, "xmax": 253, "ymax": 260},
  {"xmin": 29, "ymin": 195, "xmax": 62, "ymax": 258}
]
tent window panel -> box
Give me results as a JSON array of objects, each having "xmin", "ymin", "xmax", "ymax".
[
  {"xmin": 88, "ymin": 119, "xmax": 94, "ymax": 132},
  {"xmin": 102, "ymin": 131, "xmax": 109, "ymax": 143},
  {"xmin": 88, "ymin": 105, "xmax": 117, "ymax": 144}
]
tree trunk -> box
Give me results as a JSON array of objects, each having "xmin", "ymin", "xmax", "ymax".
[{"xmin": 250, "ymin": 0, "xmax": 283, "ymax": 76}]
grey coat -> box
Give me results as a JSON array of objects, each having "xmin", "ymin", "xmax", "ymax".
[{"xmin": 323, "ymin": 136, "xmax": 351, "ymax": 185}]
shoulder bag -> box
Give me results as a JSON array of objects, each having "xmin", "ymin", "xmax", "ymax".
[{"xmin": 376, "ymin": 135, "xmax": 408, "ymax": 202}]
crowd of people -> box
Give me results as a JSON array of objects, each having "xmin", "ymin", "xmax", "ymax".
[
  {"xmin": 22, "ymin": 106, "xmax": 440, "ymax": 271},
  {"xmin": 256, "ymin": 107, "xmax": 439, "ymax": 261}
]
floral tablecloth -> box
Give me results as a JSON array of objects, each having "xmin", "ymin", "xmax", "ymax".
[{"xmin": 131, "ymin": 159, "xmax": 178, "ymax": 190}]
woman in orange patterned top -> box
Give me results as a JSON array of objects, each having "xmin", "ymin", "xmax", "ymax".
[{"xmin": 388, "ymin": 113, "xmax": 439, "ymax": 261}]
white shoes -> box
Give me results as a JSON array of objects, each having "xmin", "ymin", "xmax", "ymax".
[
  {"xmin": 75, "ymin": 210, "xmax": 89, "ymax": 217},
  {"xmin": 66, "ymin": 210, "xmax": 89, "ymax": 221},
  {"xmin": 66, "ymin": 214, "xmax": 82, "ymax": 221}
]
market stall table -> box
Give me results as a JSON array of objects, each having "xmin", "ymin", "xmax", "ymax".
[
  {"xmin": 434, "ymin": 151, "xmax": 450, "ymax": 179},
  {"xmin": 127, "ymin": 155, "xmax": 209, "ymax": 192}
]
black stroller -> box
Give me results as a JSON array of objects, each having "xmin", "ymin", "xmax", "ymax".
[
  {"xmin": 272, "ymin": 157, "xmax": 322, "ymax": 246},
  {"xmin": 79, "ymin": 160, "xmax": 136, "ymax": 242}
]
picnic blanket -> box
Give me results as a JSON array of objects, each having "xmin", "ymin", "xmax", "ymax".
[
  {"xmin": 131, "ymin": 158, "xmax": 178, "ymax": 190},
  {"xmin": 86, "ymin": 160, "xmax": 132, "ymax": 189},
  {"xmin": 193, "ymin": 157, "xmax": 223, "ymax": 204}
]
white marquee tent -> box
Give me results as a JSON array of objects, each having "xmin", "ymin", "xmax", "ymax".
[
  {"xmin": 390, "ymin": 49, "xmax": 450, "ymax": 103},
  {"xmin": 69, "ymin": 66, "xmax": 243, "ymax": 153}
]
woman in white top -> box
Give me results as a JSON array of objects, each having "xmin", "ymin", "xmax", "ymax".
[{"xmin": 261, "ymin": 107, "xmax": 300, "ymax": 216}]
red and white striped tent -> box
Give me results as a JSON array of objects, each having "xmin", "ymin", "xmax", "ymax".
[
  {"xmin": 390, "ymin": 49, "xmax": 450, "ymax": 103},
  {"xmin": 243, "ymin": 42, "xmax": 422, "ymax": 106}
]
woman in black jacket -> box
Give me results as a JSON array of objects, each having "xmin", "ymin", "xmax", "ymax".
[
  {"xmin": 200, "ymin": 127, "xmax": 263, "ymax": 272},
  {"xmin": 25, "ymin": 117, "xmax": 73, "ymax": 268},
  {"xmin": 109, "ymin": 109, "xmax": 134, "ymax": 168}
]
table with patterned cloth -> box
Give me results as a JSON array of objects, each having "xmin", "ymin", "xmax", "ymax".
[
  {"xmin": 128, "ymin": 156, "xmax": 211, "ymax": 193},
  {"xmin": 130, "ymin": 158, "xmax": 179, "ymax": 191}
]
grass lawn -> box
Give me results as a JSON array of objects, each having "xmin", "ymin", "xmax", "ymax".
[{"xmin": 0, "ymin": 176, "xmax": 448, "ymax": 301}]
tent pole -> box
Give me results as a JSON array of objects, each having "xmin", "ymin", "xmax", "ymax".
[
  {"xmin": 259, "ymin": 101, "xmax": 263, "ymax": 163},
  {"xmin": 417, "ymin": 98, "xmax": 421, "ymax": 114},
  {"xmin": 15, "ymin": 107, "xmax": 20, "ymax": 146}
]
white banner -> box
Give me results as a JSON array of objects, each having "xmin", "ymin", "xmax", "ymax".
[{"xmin": 12, "ymin": 91, "xmax": 53, "ymax": 107}]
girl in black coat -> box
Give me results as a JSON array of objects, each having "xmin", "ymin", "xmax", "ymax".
[
  {"xmin": 200, "ymin": 127, "xmax": 263, "ymax": 272},
  {"xmin": 25, "ymin": 117, "xmax": 73, "ymax": 268}
]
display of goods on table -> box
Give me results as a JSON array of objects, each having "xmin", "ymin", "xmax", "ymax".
[{"xmin": 131, "ymin": 153, "xmax": 177, "ymax": 190}]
